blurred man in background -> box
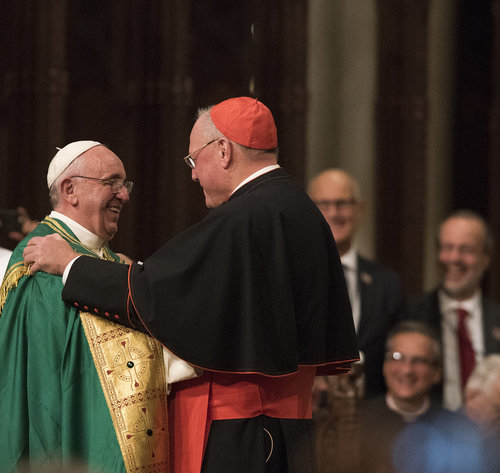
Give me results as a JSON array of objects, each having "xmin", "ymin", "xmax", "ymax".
[
  {"xmin": 308, "ymin": 168, "xmax": 403, "ymax": 400},
  {"xmin": 406, "ymin": 210, "xmax": 500, "ymax": 410}
]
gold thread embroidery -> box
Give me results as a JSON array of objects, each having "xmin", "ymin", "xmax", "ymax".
[
  {"xmin": 41, "ymin": 217, "xmax": 115, "ymax": 261},
  {"xmin": 0, "ymin": 216, "xmax": 113, "ymax": 316},
  {"xmin": 80, "ymin": 313, "xmax": 169, "ymax": 473},
  {"xmin": 0, "ymin": 262, "xmax": 31, "ymax": 315},
  {"xmin": 1, "ymin": 217, "xmax": 169, "ymax": 471}
]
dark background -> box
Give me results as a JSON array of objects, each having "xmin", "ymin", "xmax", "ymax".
[{"xmin": 1, "ymin": 0, "xmax": 500, "ymax": 298}]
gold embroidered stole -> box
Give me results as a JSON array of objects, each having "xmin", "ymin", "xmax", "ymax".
[
  {"xmin": 0, "ymin": 217, "xmax": 169, "ymax": 472},
  {"xmin": 80, "ymin": 313, "xmax": 169, "ymax": 473}
]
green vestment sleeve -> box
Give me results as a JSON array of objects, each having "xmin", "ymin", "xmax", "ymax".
[{"xmin": 0, "ymin": 221, "xmax": 125, "ymax": 473}]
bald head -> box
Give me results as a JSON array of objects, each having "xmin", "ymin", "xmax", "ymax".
[
  {"xmin": 308, "ymin": 169, "xmax": 361, "ymax": 201},
  {"xmin": 308, "ymin": 169, "xmax": 363, "ymax": 256}
]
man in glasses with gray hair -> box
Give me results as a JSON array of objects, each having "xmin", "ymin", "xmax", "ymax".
[
  {"xmin": 360, "ymin": 320, "xmax": 483, "ymax": 473},
  {"xmin": 316, "ymin": 319, "xmax": 487, "ymax": 473}
]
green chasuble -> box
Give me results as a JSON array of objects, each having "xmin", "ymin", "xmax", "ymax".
[{"xmin": 0, "ymin": 217, "xmax": 169, "ymax": 473}]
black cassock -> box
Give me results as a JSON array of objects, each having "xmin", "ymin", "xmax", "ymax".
[{"xmin": 63, "ymin": 168, "xmax": 359, "ymax": 473}]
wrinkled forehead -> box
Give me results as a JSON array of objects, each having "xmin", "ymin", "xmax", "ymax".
[
  {"xmin": 389, "ymin": 332, "xmax": 435, "ymax": 355},
  {"xmin": 80, "ymin": 146, "xmax": 126, "ymax": 177},
  {"xmin": 310, "ymin": 173, "xmax": 358, "ymax": 200},
  {"xmin": 439, "ymin": 217, "xmax": 487, "ymax": 248}
]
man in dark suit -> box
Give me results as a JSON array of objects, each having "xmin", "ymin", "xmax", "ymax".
[
  {"xmin": 405, "ymin": 210, "xmax": 500, "ymax": 410},
  {"xmin": 308, "ymin": 168, "xmax": 403, "ymax": 399}
]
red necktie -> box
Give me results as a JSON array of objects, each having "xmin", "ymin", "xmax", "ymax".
[{"xmin": 455, "ymin": 308, "xmax": 475, "ymax": 388}]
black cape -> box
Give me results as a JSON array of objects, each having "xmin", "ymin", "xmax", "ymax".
[{"xmin": 63, "ymin": 168, "xmax": 359, "ymax": 375}]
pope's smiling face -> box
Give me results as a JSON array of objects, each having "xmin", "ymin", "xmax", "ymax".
[
  {"xmin": 438, "ymin": 216, "xmax": 490, "ymax": 301},
  {"xmin": 72, "ymin": 146, "xmax": 130, "ymax": 241}
]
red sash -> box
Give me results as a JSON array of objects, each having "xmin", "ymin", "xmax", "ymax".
[{"xmin": 168, "ymin": 366, "xmax": 316, "ymax": 473}]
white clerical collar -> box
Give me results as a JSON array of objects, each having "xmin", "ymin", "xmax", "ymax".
[
  {"xmin": 386, "ymin": 393, "xmax": 431, "ymax": 422},
  {"xmin": 50, "ymin": 210, "xmax": 106, "ymax": 255},
  {"xmin": 340, "ymin": 246, "xmax": 358, "ymax": 271},
  {"xmin": 231, "ymin": 164, "xmax": 281, "ymax": 196},
  {"xmin": 438, "ymin": 287, "xmax": 481, "ymax": 314}
]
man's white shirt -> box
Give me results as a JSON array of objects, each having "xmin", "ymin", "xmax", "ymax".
[
  {"xmin": 438, "ymin": 289, "xmax": 484, "ymax": 410},
  {"xmin": 340, "ymin": 246, "xmax": 360, "ymax": 331}
]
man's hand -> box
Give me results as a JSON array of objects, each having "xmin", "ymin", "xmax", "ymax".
[{"xmin": 23, "ymin": 234, "xmax": 77, "ymax": 275}]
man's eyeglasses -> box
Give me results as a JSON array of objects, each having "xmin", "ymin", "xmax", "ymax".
[
  {"xmin": 385, "ymin": 351, "xmax": 437, "ymax": 368},
  {"xmin": 314, "ymin": 199, "xmax": 357, "ymax": 211},
  {"xmin": 71, "ymin": 176, "xmax": 133, "ymax": 194},
  {"xmin": 183, "ymin": 139, "xmax": 217, "ymax": 169}
]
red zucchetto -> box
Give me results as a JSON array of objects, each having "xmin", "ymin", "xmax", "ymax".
[{"xmin": 210, "ymin": 97, "xmax": 278, "ymax": 150}]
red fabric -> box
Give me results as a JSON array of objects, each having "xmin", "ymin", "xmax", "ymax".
[
  {"xmin": 168, "ymin": 376, "xmax": 211, "ymax": 473},
  {"xmin": 456, "ymin": 308, "xmax": 476, "ymax": 388},
  {"xmin": 168, "ymin": 366, "xmax": 316, "ymax": 473},
  {"xmin": 210, "ymin": 97, "xmax": 278, "ymax": 149}
]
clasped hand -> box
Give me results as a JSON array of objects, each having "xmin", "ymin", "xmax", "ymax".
[{"xmin": 23, "ymin": 234, "xmax": 76, "ymax": 276}]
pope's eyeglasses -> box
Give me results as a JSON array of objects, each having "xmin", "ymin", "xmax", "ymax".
[{"xmin": 71, "ymin": 176, "xmax": 133, "ymax": 194}]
